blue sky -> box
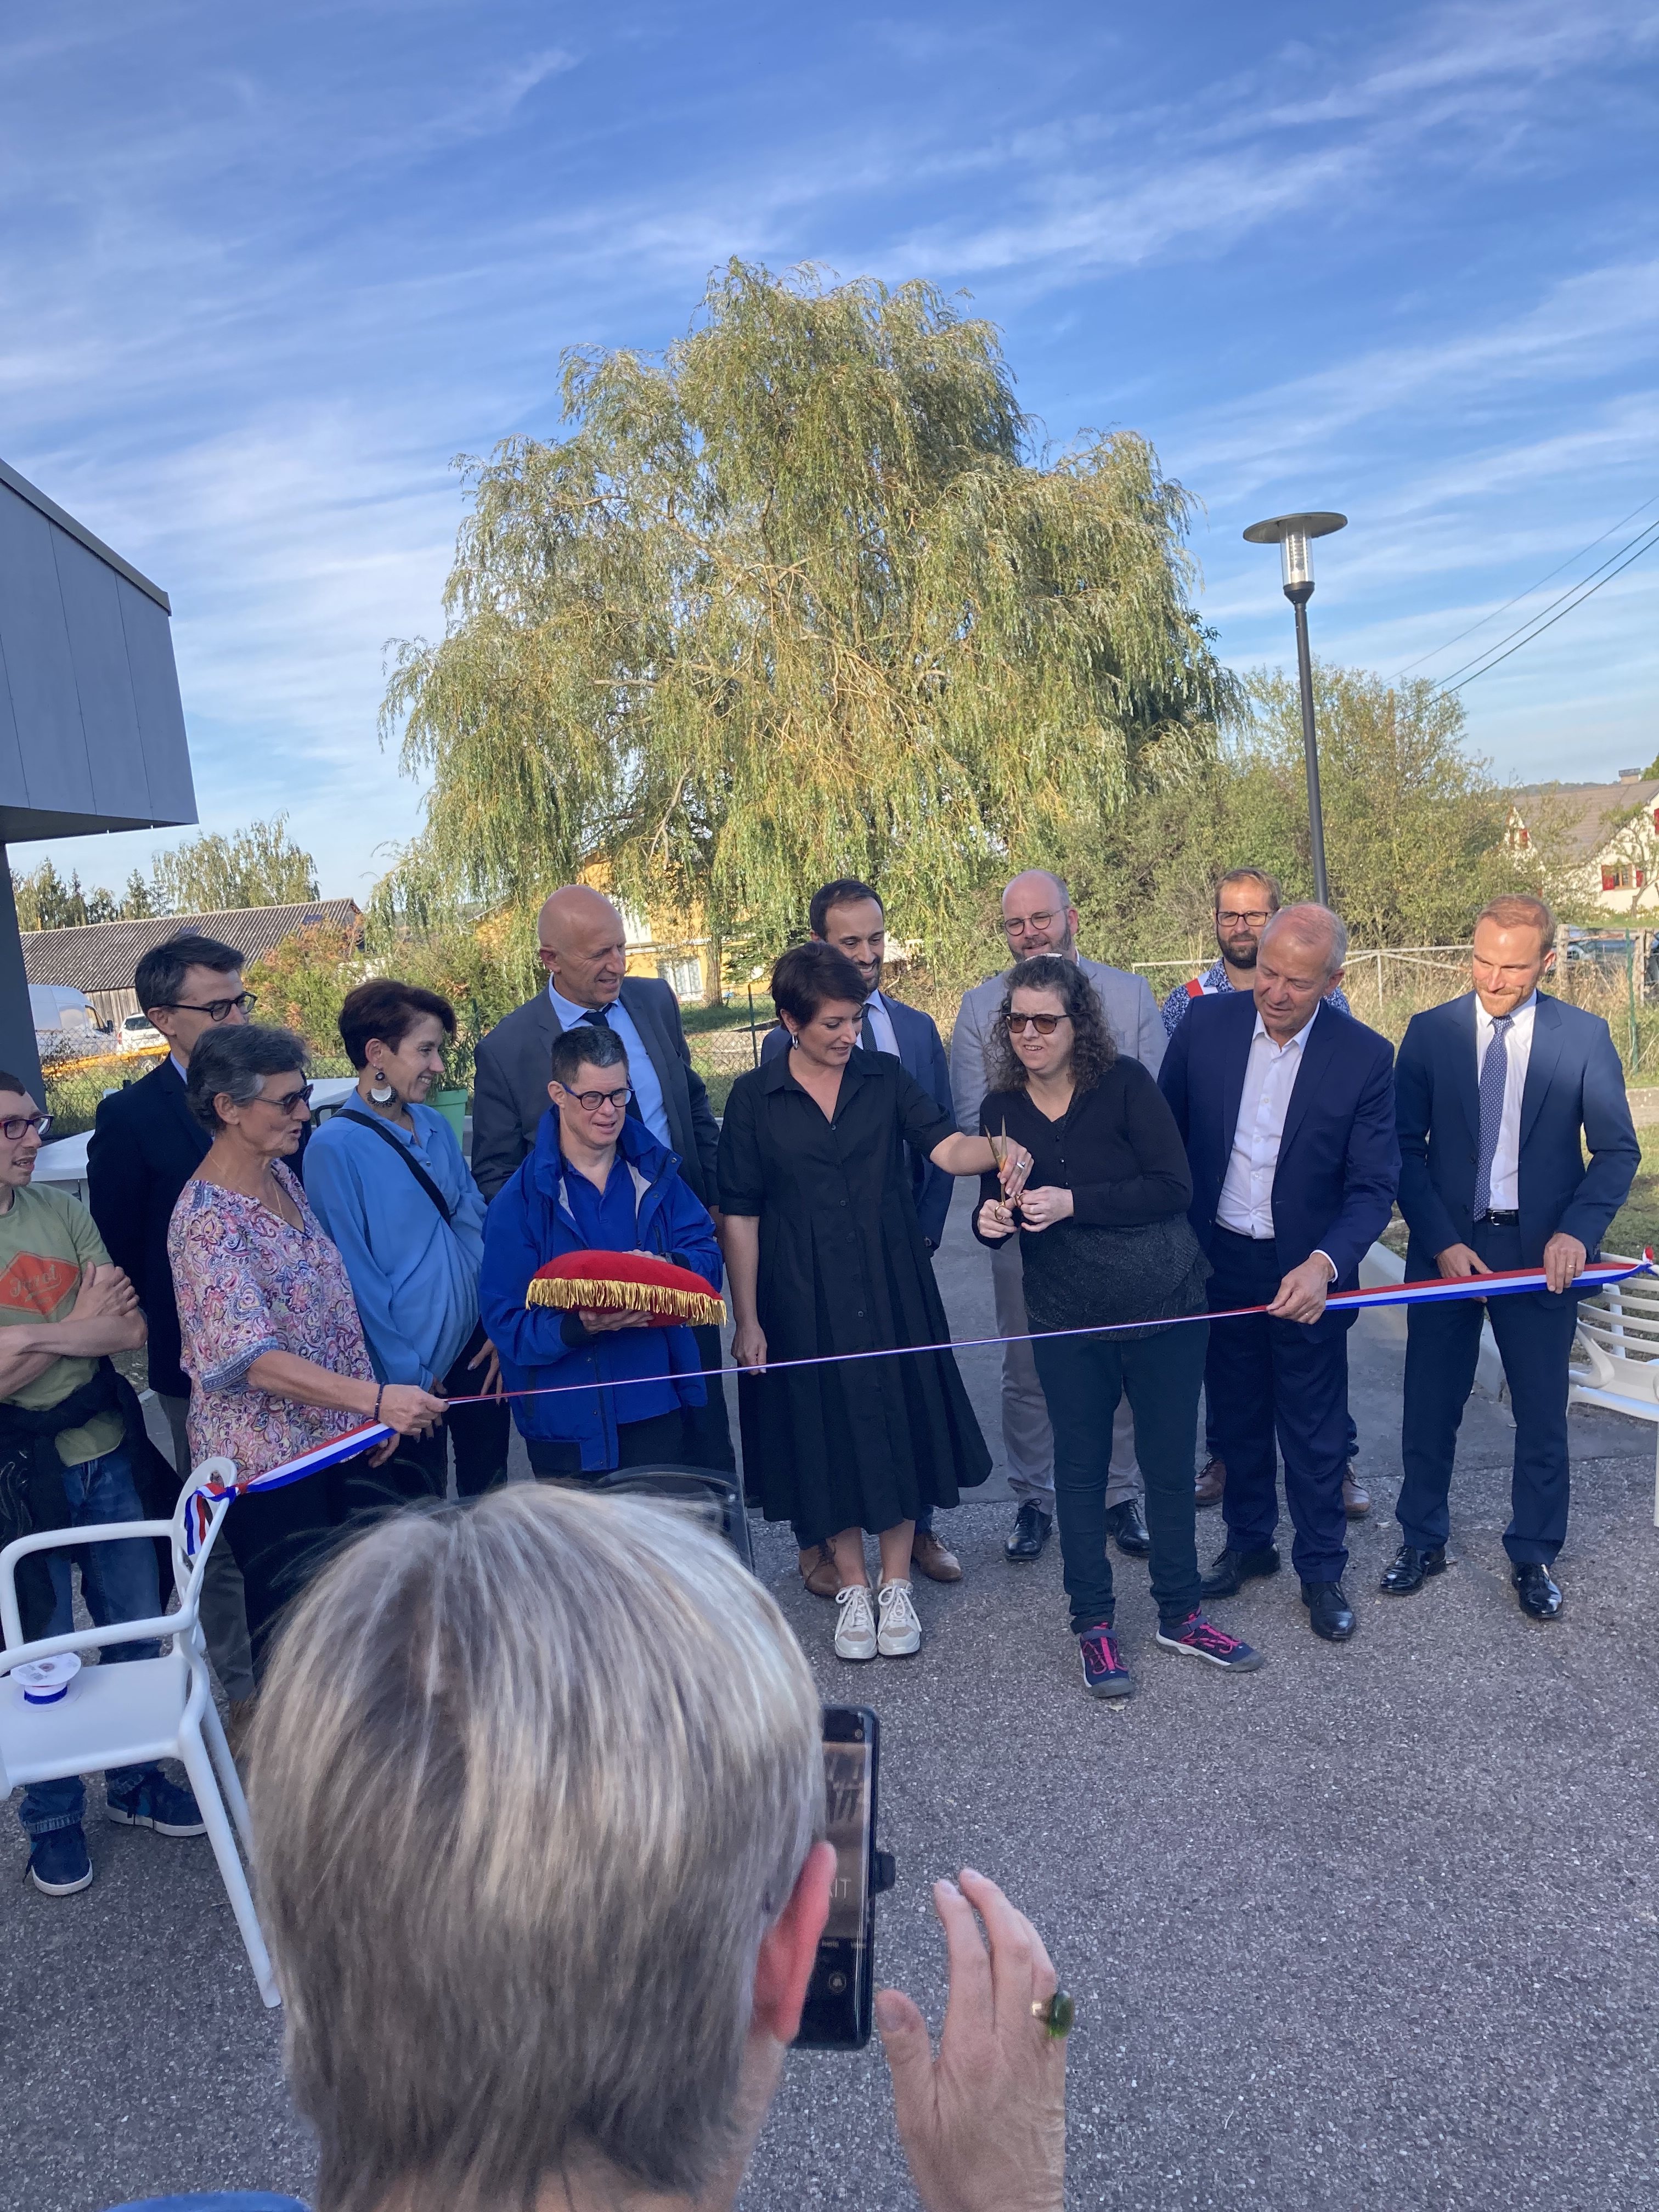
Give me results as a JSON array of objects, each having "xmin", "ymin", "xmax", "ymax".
[{"xmin": 3, "ymin": 1, "xmax": 1657, "ymax": 901}]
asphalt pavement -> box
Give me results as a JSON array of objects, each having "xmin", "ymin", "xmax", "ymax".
[{"xmin": 3, "ymin": 1184, "xmax": 1657, "ymax": 2211}]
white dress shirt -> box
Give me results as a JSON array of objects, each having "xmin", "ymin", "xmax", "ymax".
[
  {"xmin": 1216, "ymin": 1009, "xmax": 1336, "ymax": 1279},
  {"xmin": 861, "ymin": 989, "xmax": 899, "ymax": 1059},
  {"xmin": 1474, "ymin": 990, "xmax": 1536, "ymax": 1214}
]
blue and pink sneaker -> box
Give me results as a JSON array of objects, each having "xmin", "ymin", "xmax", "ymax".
[
  {"xmin": 1155, "ymin": 1610, "xmax": 1264, "ymax": 1671},
  {"xmin": 1078, "ymin": 1621, "xmax": 1133, "ymax": 1699}
]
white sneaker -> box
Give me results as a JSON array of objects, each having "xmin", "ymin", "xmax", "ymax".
[
  {"xmin": 834, "ymin": 1583, "xmax": 878, "ymax": 1661},
  {"xmin": 877, "ymin": 1578, "xmax": 922, "ymax": 1658}
]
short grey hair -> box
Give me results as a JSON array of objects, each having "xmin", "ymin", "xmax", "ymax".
[
  {"xmin": 1262, "ymin": 902, "xmax": 1348, "ymax": 979},
  {"xmin": 186, "ymin": 1024, "xmax": 309, "ymax": 1131},
  {"xmin": 250, "ymin": 1485, "xmax": 823, "ymax": 2212}
]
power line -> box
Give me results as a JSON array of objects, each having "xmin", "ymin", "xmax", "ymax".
[
  {"xmin": 1446, "ymin": 524, "xmax": 1659, "ymax": 692},
  {"xmin": 1432, "ymin": 512, "xmax": 1659, "ymax": 689},
  {"xmin": 1393, "ymin": 492, "xmax": 1659, "ymax": 679}
]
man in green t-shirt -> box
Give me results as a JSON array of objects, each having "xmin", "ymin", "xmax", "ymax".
[{"xmin": 0, "ymin": 1071, "xmax": 205, "ymax": 1895}]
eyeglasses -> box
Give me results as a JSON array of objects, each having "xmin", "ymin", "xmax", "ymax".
[
  {"xmin": 0, "ymin": 1113, "xmax": 49, "ymax": 1142},
  {"xmin": 155, "ymin": 991, "xmax": 258, "ymax": 1022},
  {"xmin": 1217, "ymin": 910, "xmax": 1273, "ymax": 929},
  {"xmin": 1005, "ymin": 1012, "xmax": 1069, "ymax": 1036},
  {"xmin": 1004, "ymin": 910, "xmax": 1064, "ymax": 935},
  {"xmin": 262, "ymin": 1084, "xmax": 314, "ymax": 1116},
  {"xmin": 561, "ymin": 1085, "xmax": 634, "ymax": 1112}
]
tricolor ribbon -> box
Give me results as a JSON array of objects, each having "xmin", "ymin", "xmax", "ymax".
[{"xmin": 182, "ymin": 1254, "xmax": 1652, "ymax": 1531}]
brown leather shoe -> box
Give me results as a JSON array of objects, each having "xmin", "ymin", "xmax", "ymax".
[
  {"xmin": 911, "ymin": 1528, "xmax": 963, "ymax": 1583},
  {"xmin": 800, "ymin": 1544, "xmax": 840, "ymax": 1599},
  {"xmin": 1194, "ymin": 1456, "xmax": 1226, "ymax": 1509},
  {"xmin": 1343, "ymin": 1465, "xmax": 1372, "ymax": 1520}
]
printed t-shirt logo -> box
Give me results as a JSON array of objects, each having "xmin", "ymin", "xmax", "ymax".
[{"xmin": 0, "ymin": 1252, "xmax": 80, "ymax": 1316}]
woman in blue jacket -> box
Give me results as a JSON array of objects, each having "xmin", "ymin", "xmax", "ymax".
[
  {"xmin": 479, "ymin": 1023, "xmax": 723, "ymax": 1476},
  {"xmin": 303, "ymin": 980, "xmax": 510, "ymax": 1497}
]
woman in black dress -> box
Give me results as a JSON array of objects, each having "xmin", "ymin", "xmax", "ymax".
[
  {"xmin": 720, "ymin": 943, "xmax": 1022, "ymax": 1664},
  {"xmin": 975, "ymin": 956, "xmax": 1264, "ymax": 1702}
]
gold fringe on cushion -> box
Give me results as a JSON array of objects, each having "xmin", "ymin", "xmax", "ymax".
[{"xmin": 526, "ymin": 1276, "xmax": 727, "ymax": 1329}]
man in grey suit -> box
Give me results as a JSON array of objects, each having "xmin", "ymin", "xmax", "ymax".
[
  {"xmin": 950, "ymin": 869, "xmax": 1164, "ymax": 1563},
  {"xmin": 471, "ymin": 884, "xmax": 733, "ymax": 1469}
]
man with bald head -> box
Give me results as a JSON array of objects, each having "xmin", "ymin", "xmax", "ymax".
[
  {"xmin": 1159, "ymin": 904, "xmax": 1398, "ymax": 1643},
  {"xmin": 471, "ymin": 886, "xmax": 731, "ymax": 1466},
  {"xmin": 951, "ymin": 870, "xmax": 1165, "ymax": 1563}
]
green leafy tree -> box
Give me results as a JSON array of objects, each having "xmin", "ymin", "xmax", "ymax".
[
  {"xmin": 150, "ymin": 815, "xmax": 320, "ymax": 915},
  {"xmin": 382, "ymin": 261, "xmax": 1237, "ymax": 984},
  {"xmin": 119, "ymin": 870, "xmax": 158, "ymax": 919},
  {"xmin": 12, "ymin": 860, "xmax": 119, "ymax": 932}
]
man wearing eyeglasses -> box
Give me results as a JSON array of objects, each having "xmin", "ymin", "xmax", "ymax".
[
  {"xmin": 1158, "ymin": 871, "xmax": 1365, "ymax": 1520},
  {"xmin": 87, "ymin": 933, "xmax": 268, "ymax": 1737},
  {"xmin": 950, "ymin": 871, "xmax": 1165, "ymax": 1565}
]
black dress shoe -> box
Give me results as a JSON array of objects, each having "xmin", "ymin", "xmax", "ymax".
[
  {"xmin": 1199, "ymin": 1545, "xmax": 1280, "ymax": 1599},
  {"xmin": 1104, "ymin": 1498, "xmax": 1151, "ymax": 1558},
  {"xmin": 1514, "ymin": 1561, "xmax": 1563, "ymax": 1619},
  {"xmin": 1004, "ymin": 1502, "xmax": 1053, "ymax": 1561},
  {"xmin": 1302, "ymin": 1578, "xmax": 1356, "ymax": 1641},
  {"xmin": 1379, "ymin": 1543, "xmax": 1447, "ymax": 1596}
]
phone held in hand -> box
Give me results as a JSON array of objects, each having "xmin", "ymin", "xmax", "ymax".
[{"xmin": 794, "ymin": 1705, "xmax": 895, "ymax": 2050}]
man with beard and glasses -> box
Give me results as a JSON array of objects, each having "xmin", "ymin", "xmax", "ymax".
[{"xmin": 1161, "ymin": 870, "xmax": 1365, "ymax": 1521}]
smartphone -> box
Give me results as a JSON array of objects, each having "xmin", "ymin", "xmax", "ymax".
[{"xmin": 795, "ymin": 1705, "xmax": 895, "ymax": 2050}]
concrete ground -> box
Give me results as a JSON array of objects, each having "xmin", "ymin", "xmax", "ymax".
[{"xmin": 3, "ymin": 1184, "xmax": 1657, "ymax": 2211}]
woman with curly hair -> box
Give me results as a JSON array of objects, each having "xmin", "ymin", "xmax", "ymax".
[{"xmin": 974, "ymin": 956, "xmax": 1265, "ymax": 1700}]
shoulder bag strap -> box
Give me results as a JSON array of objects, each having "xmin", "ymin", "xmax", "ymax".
[{"xmin": 338, "ymin": 1109, "xmax": 454, "ymax": 1224}]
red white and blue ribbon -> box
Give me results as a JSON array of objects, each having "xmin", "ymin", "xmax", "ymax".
[{"xmin": 182, "ymin": 1254, "xmax": 1652, "ymax": 1531}]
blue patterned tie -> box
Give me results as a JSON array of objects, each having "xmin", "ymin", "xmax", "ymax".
[{"xmin": 1474, "ymin": 1013, "xmax": 1513, "ymax": 1217}]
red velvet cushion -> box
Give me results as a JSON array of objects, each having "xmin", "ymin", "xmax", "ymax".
[{"xmin": 526, "ymin": 1250, "xmax": 726, "ymax": 1327}]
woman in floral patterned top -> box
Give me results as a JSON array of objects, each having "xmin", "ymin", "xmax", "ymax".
[{"xmin": 169, "ymin": 1025, "xmax": 447, "ymax": 1675}]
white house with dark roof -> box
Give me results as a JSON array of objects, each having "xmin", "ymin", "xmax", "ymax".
[{"xmin": 1507, "ymin": 772, "xmax": 1659, "ymax": 915}]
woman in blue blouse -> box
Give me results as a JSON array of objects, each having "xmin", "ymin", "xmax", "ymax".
[{"xmin": 302, "ymin": 980, "xmax": 509, "ymax": 1498}]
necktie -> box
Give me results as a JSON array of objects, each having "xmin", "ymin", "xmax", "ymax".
[
  {"xmin": 1473, "ymin": 1013, "xmax": 1513, "ymax": 1217},
  {"xmin": 577, "ymin": 1005, "xmax": 643, "ymax": 1122}
]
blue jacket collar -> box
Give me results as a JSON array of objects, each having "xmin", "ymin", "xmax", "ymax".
[{"xmin": 530, "ymin": 1100, "xmax": 679, "ymax": 1199}]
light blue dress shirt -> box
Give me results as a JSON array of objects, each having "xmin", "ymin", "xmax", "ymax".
[{"xmin": 547, "ymin": 981, "xmax": 670, "ymax": 1147}]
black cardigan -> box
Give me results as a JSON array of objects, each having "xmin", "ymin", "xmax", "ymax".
[{"xmin": 975, "ymin": 1059, "xmax": 1193, "ymax": 1235}]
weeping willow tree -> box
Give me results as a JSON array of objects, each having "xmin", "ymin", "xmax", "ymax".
[{"xmin": 382, "ymin": 261, "xmax": 1238, "ymax": 983}]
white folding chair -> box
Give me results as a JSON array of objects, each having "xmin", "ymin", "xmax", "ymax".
[
  {"xmin": 1569, "ymin": 1259, "xmax": 1659, "ymax": 1528},
  {"xmin": 0, "ymin": 1463, "xmax": 279, "ymax": 2006}
]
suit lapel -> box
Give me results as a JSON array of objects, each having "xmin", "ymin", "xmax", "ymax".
[
  {"xmin": 1218, "ymin": 1000, "xmax": 1253, "ymax": 1156},
  {"xmin": 1278, "ymin": 1003, "xmax": 1339, "ymax": 1161},
  {"xmin": 156, "ymin": 1059, "xmax": 211, "ymax": 1161},
  {"xmin": 1519, "ymin": 993, "xmax": 1562, "ymax": 1149},
  {"xmin": 1447, "ymin": 992, "xmax": 1480, "ymax": 1147}
]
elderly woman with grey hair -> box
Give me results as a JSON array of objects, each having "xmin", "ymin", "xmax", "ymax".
[
  {"xmin": 200, "ymin": 1483, "xmax": 1064, "ymax": 2212},
  {"xmin": 167, "ymin": 1024, "xmax": 447, "ymax": 1678}
]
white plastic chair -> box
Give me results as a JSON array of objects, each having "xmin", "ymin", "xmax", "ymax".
[
  {"xmin": 0, "ymin": 1463, "xmax": 279, "ymax": 2006},
  {"xmin": 1569, "ymin": 1258, "xmax": 1659, "ymax": 1528}
]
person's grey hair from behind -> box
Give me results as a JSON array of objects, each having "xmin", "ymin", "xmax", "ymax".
[
  {"xmin": 1261, "ymin": 902, "xmax": 1348, "ymax": 980},
  {"xmin": 250, "ymin": 1485, "xmax": 823, "ymax": 2212},
  {"xmin": 549, "ymin": 1022, "xmax": 628, "ymax": 1087},
  {"xmin": 186, "ymin": 1024, "xmax": 310, "ymax": 1132}
]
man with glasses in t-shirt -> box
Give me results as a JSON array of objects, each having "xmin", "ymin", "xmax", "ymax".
[
  {"xmin": 1159, "ymin": 871, "xmax": 1363, "ymax": 1520},
  {"xmin": 88, "ymin": 933, "xmax": 266, "ymax": 1740}
]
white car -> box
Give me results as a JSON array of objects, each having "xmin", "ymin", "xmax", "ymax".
[{"xmin": 118, "ymin": 1011, "xmax": 165, "ymax": 1053}]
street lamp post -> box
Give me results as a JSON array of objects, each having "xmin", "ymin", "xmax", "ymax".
[{"xmin": 1243, "ymin": 511, "xmax": 1347, "ymax": 908}]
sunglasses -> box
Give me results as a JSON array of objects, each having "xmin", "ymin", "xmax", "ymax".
[
  {"xmin": 262, "ymin": 1084, "xmax": 314, "ymax": 1116},
  {"xmin": 0, "ymin": 1113, "xmax": 50, "ymax": 1143},
  {"xmin": 1005, "ymin": 1012, "xmax": 1069, "ymax": 1036}
]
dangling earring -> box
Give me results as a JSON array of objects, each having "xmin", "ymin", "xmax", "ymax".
[
  {"xmin": 369, "ymin": 1062, "xmax": 395, "ymax": 1104},
  {"xmin": 787, "ymin": 1030, "xmax": 799, "ymax": 1049}
]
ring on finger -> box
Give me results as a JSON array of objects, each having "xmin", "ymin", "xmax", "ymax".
[{"xmin": 1032, "ymin": 1989, "xmax": 1074, "ymax": 2039}]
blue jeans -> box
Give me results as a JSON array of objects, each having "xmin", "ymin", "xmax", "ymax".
[{"xmin": 18, "ymin": 1444, "xmax": 169, "ymax": 1841}]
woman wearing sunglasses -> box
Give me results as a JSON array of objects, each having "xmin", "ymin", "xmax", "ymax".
[
  {"xmin": 167, "ymin": 1024, "xmax": 448, "ymax": 1679},
  {"xmin": 975, "ymin": 957, "xmax": 1264, "ymax": 1700}
]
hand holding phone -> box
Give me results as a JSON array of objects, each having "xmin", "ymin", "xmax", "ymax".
[{"xmin": 794, "ymin": 1707, "xmax": 894, "ymax": 2049}]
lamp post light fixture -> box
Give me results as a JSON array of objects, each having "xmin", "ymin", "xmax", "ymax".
[{"xmin": 1242, "ymin": 510, "xmax": 1347, "ymax": 907}]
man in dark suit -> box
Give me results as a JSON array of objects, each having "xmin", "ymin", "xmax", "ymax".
[
  {"xmin": 1160, "ymin": 905, "xmax": 1398, "ymax": 1642},
  {"xmin": 470, "ymin": 884, "xmax": 732, "ymax": 1470},
  {"xmin": 1388, "ymin": 893, "xmax": 1638, "ymax": 1619},
  {"xmin": 760, "ymin": 879, "xmax": 962, "ymax": 1588},
  {"xmin": 87, "ymin": 931, "xmax": 260, "ymax": 1720}
]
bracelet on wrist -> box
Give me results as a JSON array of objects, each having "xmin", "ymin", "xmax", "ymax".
[{"xmin": 373, "ymin": 1384, "xmax": 385, "ymax": 1425}]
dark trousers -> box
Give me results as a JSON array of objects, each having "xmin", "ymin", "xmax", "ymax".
[
  {"xmin": 401, "ymin": 1324, "xmax": 513, "ymax": 1499},
  {"xmin": 1032, "ymin": 1321, "xmax": 1206, "ymax": 1633},
  {"xmin": 1397, "ymin": 1220, "xmax": 1579, "ymax": 1565},
  {"xmin": 686, "ymin": 1324, "xmax": 737, "ymax": 1474},
  {"xmin": 223, "ymin": 1447, "xmax": 442, "ymax": 1680},
  {"xmin": 1206, "ymin": 1227, "xmax": 1351, "ymax": 1583},
  {"xmin": 527, "ymin": 1406, "xmax": 698, "ymax": 1480}
]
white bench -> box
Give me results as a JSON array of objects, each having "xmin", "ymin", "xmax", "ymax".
[{"xmin": 1568, "ymin": 1257, "xmax": 1659, "ymax": 1526}]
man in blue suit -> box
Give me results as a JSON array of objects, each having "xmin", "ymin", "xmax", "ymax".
[
  {"xmin": 1389, "ymin": 894, "xmax": 1638, "ymax": 1619},
  {"xmin": 761, "ymin": 878, "xmax": 961, "ymax": 1588},
  {"xmin": 1160, "ymin": 905, "xmax": 1399, "ymax": 1641}
]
